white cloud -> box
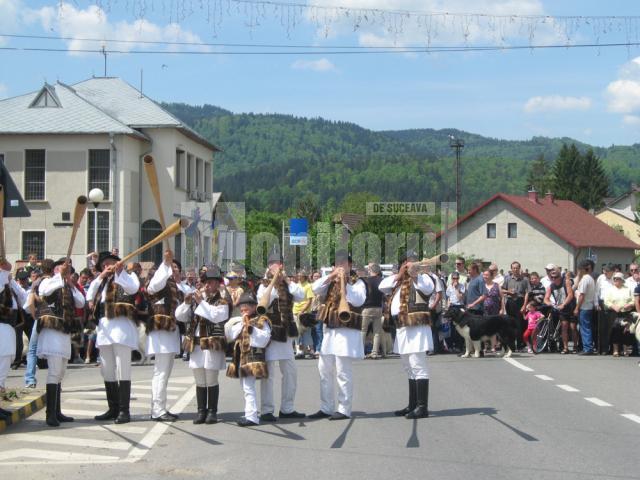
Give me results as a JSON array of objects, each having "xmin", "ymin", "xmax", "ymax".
[
  {"xmin": 0, "ymin": 83, "xmax": 7, "ymax": 99},
  {"xmin": 623, "ymin": 115, "xmax": 640, "ymax": 126},
  {"xmin": 0, "ymin": 0, "xmax": 22, "ymax": 46},
  {"xmin": 523, "ymin": 95, "xmax": 592, "ymax": 113},
  {"xmin": 291, "ymin": 58, "xmax": 337, "ymax": 72},
  {"xmin": 24, "ymin": 2, "xmax": 210, "ymax": 56},
  {"xmin": 605, "ymin": 56, "xmax": 640, "ymax": 123}
]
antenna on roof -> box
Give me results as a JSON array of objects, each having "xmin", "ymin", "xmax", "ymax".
[{"xmin": 101, "ymin": 43, "xmax": 107, "ymax": 77}]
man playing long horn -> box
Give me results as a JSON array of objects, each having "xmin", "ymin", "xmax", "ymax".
[
  {"xmin": 256, "ymin": 251, "xmax": 306, "ymax": 422},
  {"xmin": 34, "ymin": 258, "xmax": 85, "ymax": 427},
  {"xmin": 86, "ymin": 251, "xmax": 140, "ymax": 424},
  {"xmin": 176, "ymin": 264, "xmax": 229, "ymax": 425},
  {"xmin": 379, "ymin": 250, "xmax": 435, "ymax": 419},
  {"xmin": 309, "ymin": 250, "xmax": 366, "ymax": 420},
  {"xmin": 0, "ymin": 259, "xmax": 28, "ymax": 422},
  {"xmin": 145, "ymin": 250, "xmax": 192, "ymax": 422}
]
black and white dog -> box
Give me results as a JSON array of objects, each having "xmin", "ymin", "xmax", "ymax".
[{"xmin": 443, "ymin": 307, "xmax": 518, "ymax": 358}]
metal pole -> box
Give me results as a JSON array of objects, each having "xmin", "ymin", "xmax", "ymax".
[
  {"xmin": 93, "ymin": 206, "xmax": 98, "ymax": 253},
  {"xmin": 449, "ymin": 137, "xmax": 464, "ymax": 219}
]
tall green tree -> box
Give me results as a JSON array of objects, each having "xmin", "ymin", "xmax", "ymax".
[
  {"xmin": 579, "ymin": 148, "xmax": 609, "ymax": 210},
  {"xmin": 526, "ymin": 154, "xmax": 553, "ymax": 194},
  {"xmin": 551, "ymin": 144, "xmax": 581, "ymax": 200}
]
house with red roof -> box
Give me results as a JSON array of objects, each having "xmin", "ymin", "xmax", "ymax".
[{"xmin": 439, "ymin": 189, "xmax": 640, "ymax": 273}]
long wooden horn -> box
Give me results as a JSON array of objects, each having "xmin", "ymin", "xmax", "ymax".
[
  {"xmin": 121, "ymin": 218, "xmax": 189, "ymax": 264},
  {"xmin": 0, "ymin": 185, "xmax": 5, "ymax": 261},
  {"xmin": 65, "ymin": 196, "xmax": 88, "ymax": 266},
  {"xmin": 143, "ymin": 155, "xmax": 169, "ymax": 250}
]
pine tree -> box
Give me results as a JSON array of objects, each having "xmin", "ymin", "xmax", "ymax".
[
  {"xmin": 551, "ymin": 143, "xmax": 581, "ymax": 202},
  {"xmin": 526, "ymin": 154, "xmax": 553, "ymax": 194},
  {"xmin": 579, "ymin": 148, "xmax": 609, "ymax": 210}
]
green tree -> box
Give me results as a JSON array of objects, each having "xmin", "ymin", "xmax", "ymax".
[
  {"xmin": 579, "ymin": 148, "xmax": 609, "ymax": 210},
  {"xmin": 526, "ymin": 154, "xmax": 553, "ymax": 194},
  {"xmin": 339, "ymin": 192, "xmax": 380, "ymax": 214},
  {"xmin": 551, "ymin": 143, "xmax": 581, "ymax": 201}
]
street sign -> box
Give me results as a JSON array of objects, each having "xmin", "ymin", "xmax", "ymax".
[{"xmin": 289, "ymin": 218, "xmax": 308, "ymax": 246}]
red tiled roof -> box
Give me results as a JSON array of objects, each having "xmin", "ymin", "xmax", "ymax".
[{"xmin": 439, "ymin": 193, "xmax": 640, "ymax": 249}]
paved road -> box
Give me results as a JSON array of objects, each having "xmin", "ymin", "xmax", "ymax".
[{"xmin": 1, "ymin": 353, "xmax": 639, "ymax": 479}]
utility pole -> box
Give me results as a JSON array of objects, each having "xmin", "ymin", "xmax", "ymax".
[
  {"xmin": 101, "ymin": 44, "xmax": 107, "ymax": 77},
  {"xmin": 449, "ymin": 136, "xmax": 464, "ymax": 219}
]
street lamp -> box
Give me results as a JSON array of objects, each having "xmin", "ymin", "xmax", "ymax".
[
  {"xmin": 449, "ymin": 136, "xmax": 464, "ymax": 219},
  {"xmin": 88, "ymin": 188, "xmax": 104, "ymax": 253}
]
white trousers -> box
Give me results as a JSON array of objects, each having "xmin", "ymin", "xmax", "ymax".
[
  {"xmin": 241, "ymin": 376, "xmax": 259, "ymax": 423},
  {"xmin": 0, "ymin": 355, "xmax": 12, "ymax": 389},
  {"xmin": 99, "ymin": 344, "xmax": 132, "ymax": 382},
  {"xmin": 261, "ymin": 359, "xmax": 297, "ymax": 415},
  {"xmin": 400, "ymin": 352, "xmax": 429, "ymax": 380},
  {"xmin": 46, "ymin": 356, "xmax": 68, "ymax": 384},
  {"xmin": 318, "ymin": 354, "xmax": 353, "ymax": 417},
  {"xmin": 151, "ymin": 353, "xmax": 175, "ymax": 417},
  {"xmin": 193, "ymin": 368, "xmax": 219, "ymax": 387}
]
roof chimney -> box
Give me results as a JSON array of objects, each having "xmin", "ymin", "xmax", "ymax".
[
  {"xmin": 545, "ymin": 191, "xmax": 555, "ymax": 204},
  {"xmin": 527, "ymin": 187, "xmax": 538, "ymax": 203}
]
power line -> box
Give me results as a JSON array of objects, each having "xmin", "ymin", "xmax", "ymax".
[{"xmin": 0, "ymin": 41, "xmax": 639, "ymax": 55}]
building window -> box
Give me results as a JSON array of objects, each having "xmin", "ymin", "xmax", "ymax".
[
  {"xmin": 187, "ymin": 154, "xmax": 194, "ymax": 191},
  {"xmin": 508, "ymin": 223, "xmax": 517, "ymax": 238},
  {"xmin": 87, "ymin": 211, "xmax": 110, "ymax": 253},
  {"xmin": 141, "ymin": 219, "xmax": 163, "ymax": 264},
  {"xmin": 88, "ymin": 149, "xmax": 110, "ymax": 200},
  {"xmin": 204, "ymin": 162, "xmax": 212, "ymax": 194},
  {"xmin": 176, "ymin": 149, "xmax": 185, "ymax": 189},
  {"xmin": 22, "ymin": 231, "xmax": 45, "ymax": 260},
  {"xmin": 196, "ymin": 158, "xmax": 204, "ymax": 192},
  {"xmin": 486, "ymin": 223, "xmax": 496, "ymax": 239},
  {"xmin": 24, "ymin": 149, "xmax": 45, "ymax": 200}
]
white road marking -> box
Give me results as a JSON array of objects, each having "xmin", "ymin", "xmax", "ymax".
[
  {"xmin": 584, "ymin": 397, "xmax": 613, "ymax": 407},
  {"xmin": 621, "ymin": 414, "xmax": 640, "ymax": 424},
  {"xmin": 0, "ymin": 448, "xmax": 119, "ymax": 464},
  {"xmin": 5, "ymin": 433, "xmax": 132, "ymax": 451},
  {"xmin": 534, "ymin": 374, "xmax": 554, "ymax": 381},
  {"xmin": 168, "ymin": 376, "xmax": 195, "ymax": 384},
  {"xmin": 126, "ymin": 384, "xmax": 196, "ymax": 462},
  {"xmin": 503, "ymin": 357, "xmax": 534, "ymax": 372},
  {"xmin": 128, "ymin": 385, "xmax": 185, "ymax": 392},
  {"xmin": 58, "ymin": 408, "xmax": 115, "ymax": 417},
  {"xmin": 63, "ymin": 398, "xmax": 150, "ymax": 409},
  {"xmin": 556, "ymin": 384, "xmax": 580, "ymax": 392},
  {"xmin": 70, "ymin": 390, "xmax": 178, "ymax": 400},
  {"xmin": 69, "ymin": 425, "xmax": 148, "ymax": 434}
]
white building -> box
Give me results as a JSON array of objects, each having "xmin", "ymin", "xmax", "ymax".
[{"xmin": 0, "ymin": 77, "xmax": 220, "ymax": 268}]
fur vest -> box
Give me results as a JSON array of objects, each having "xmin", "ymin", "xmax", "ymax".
[
  {"xmin": 317, "ymin": 271, "xmax": 363, "ymax": 330},
  {"xmin": 226, "ymin": 314, "xmax": 269, "ymax": 380},
  {"xmin": 264, "ymin": 273, "xmax": 298, "ymax": 342},
  {"xmin": 0, "ymin": 284, "xmax": 19, "ymax": 327},
  {"xmin": 145, "ymin": 276, "xmax": 179, "ymax": 333},
  {"xmin": 92, "ymin": 276, "xmax": 137, "ymax": 321},
  {"xmin": 385, "ymin": 274, "xmax": 432, "ymax": 328},
  {"xmin": 35, "ymin": 279, "xmax": 82, "ymax": 334},
  {"xmin": 183, "ymin": 292, "xmax": 229, "ymax": 352}
]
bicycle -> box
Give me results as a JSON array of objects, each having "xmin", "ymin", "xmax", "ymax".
[{"xmin": 532, "ymin": 306, "xmax": 562, "ymax": 354}]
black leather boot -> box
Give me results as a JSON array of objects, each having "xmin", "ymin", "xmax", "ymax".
[
  {"xmin": 193, "ymin": 386, "xmax": 207, "ymax": 424},
  {"xmin": 56, "ymin": 384, "xmax": 74, "ymax": 422},
  {"xmin": 205, "ymin": 385, "xmax": 219, "ymax": 424},
  {"xmin": 45, "ymin": 384, "xmax": 60, "ymax": 427},
  {"xmin": 94, "ymin": 382, "xmax": 119, "ymax": 421},
  {"xmin": 406, "ymin": 379, "xmax": 429, "ymax": 419},
  {"xmin": 394, "ymin": 379, "xmax": 416, "ymax": 416},
  {"xmin": 114, "ymin": 380, "xmax": 131, "ymax": 424}
]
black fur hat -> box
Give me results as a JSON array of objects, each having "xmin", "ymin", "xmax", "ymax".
[
  {"xmin": 96, "ymin": 251, "xmax": 120, "ymax": 272},
  {"xmin": 238, "ymin": 291, "xmax": 258, "ymax": 305}
]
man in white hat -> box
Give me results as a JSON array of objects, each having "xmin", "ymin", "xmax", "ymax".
[{"xmin": 541, "ymin": 263, "xmax": 558, "ymax": 290}]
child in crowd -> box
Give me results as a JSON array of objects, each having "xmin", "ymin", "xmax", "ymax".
[{"xmin": 523, "ymin": 301, "xmax": 544, "ymax": 354}]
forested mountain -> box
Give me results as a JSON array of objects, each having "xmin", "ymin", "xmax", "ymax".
[{"xmin": 162, "ymin": 102, "xmax": 640, "ymax": 212}]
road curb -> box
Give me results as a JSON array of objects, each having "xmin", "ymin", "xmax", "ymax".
[{"xmin": 0, "ymin": 392, "xmax": 46, "ymax": 433}]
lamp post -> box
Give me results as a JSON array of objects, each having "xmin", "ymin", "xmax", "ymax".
[
  {"xmin": 449, "ymin": 136, "xmax": 464, "ymax": 219},
  {"xmin": 88, "ymin": 188, "xmax": 104, "ymax": 253}
]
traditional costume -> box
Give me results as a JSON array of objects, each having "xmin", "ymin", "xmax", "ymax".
[
  {"xmin": 146, "ymin": 258, "xmax": 191, "ymax": 421},
  {"xmin": 226, "ymin": 292, "xmax": 271, "ymax": 427},
  {"xmin": 0, "ymin": 266, "xmax": 27, "ymax": 421},
  {"xmin": 35, "ymin": 259, "xmax": 85, "ymax": 427},
  {"xmin": 256, "ymin": 253, "xmax": 306, "ymax": 421},
  {"xmin": 176, "ymin": 265, "xmax": 229, "ymax": 424},
  {"xmin": 86, "ymin": 251, "xmax": 140, "ymax": 424},
  {"xmin": 309, "ymin": 252, "xmax": 366, "ymax": 420},
  {"xmin": 379, "ymin": 255, "xmax": 435, "ymax": 419}
]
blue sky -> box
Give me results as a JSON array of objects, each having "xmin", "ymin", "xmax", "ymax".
[{"xmin": 2, "ymin": 0, "xmax": 640, "ymax": 146}]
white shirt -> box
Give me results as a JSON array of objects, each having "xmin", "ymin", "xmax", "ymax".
[
  {"xmin": 596, "ymin": 273, "xmax": 614, "ymax": 302},
  {"xmin": 379, "ymin": 273, "xmax": 435, "ymax": 354},
  {"xmin": 625, "ymin": 276, "xmax": 638, "ymax": 292},
  {"xmin": 312, "ymin": 274, "xmax": 366, "ymax": 358},
  {"xmin": 229, "ymin": 316, "xmax": 271, "ymax": 348},
  {"xmin": 446, "ymin": 283, "xmax": 466, "ymax": 306},
  {"xmin": 577, "ymin": 274, "xmax": 597, "ymax": 310},
  {"xmin": 0, "ymin": 270, "xmax": 27, "ymax": 358},
  {"xmin": 146, "ymin": 262, "xmax": 183, "ymax": 355},
  {"xmin": 257, "ymin": 279, "xmax": 305, "ymax": 361}
]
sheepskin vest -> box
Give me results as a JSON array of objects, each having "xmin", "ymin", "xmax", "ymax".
[
  {"xmin": 145, "ymin": 276, "xmax": 179, "ymax": 333},
  {"xmin": 93, "ymin": 275, "xmax": 137, "ymax": 321},
  {"xmin": 183, "ymin": 291, "xmax": 229, "ymax": 353},
  {"xmin": 386, "ymin": 274, "xmax": 432, "ymax": 328},
  {"xmin": 317, "ymin": 271, "xmax": 363, "ymax": 330},
  {"xmin": 36, "ymin": 280, "xmax": 82, "ymax": 334},
  {"xmin": 0, "ymin": 284, "xmax": 18, "ymax": 326},
  {"xmin": 264, "ymin": 273, "xmax": 297, "ymax": 342},
  {"xmin": 226, "ymin": 314, "xmax": 269, "ymax": 380}
]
